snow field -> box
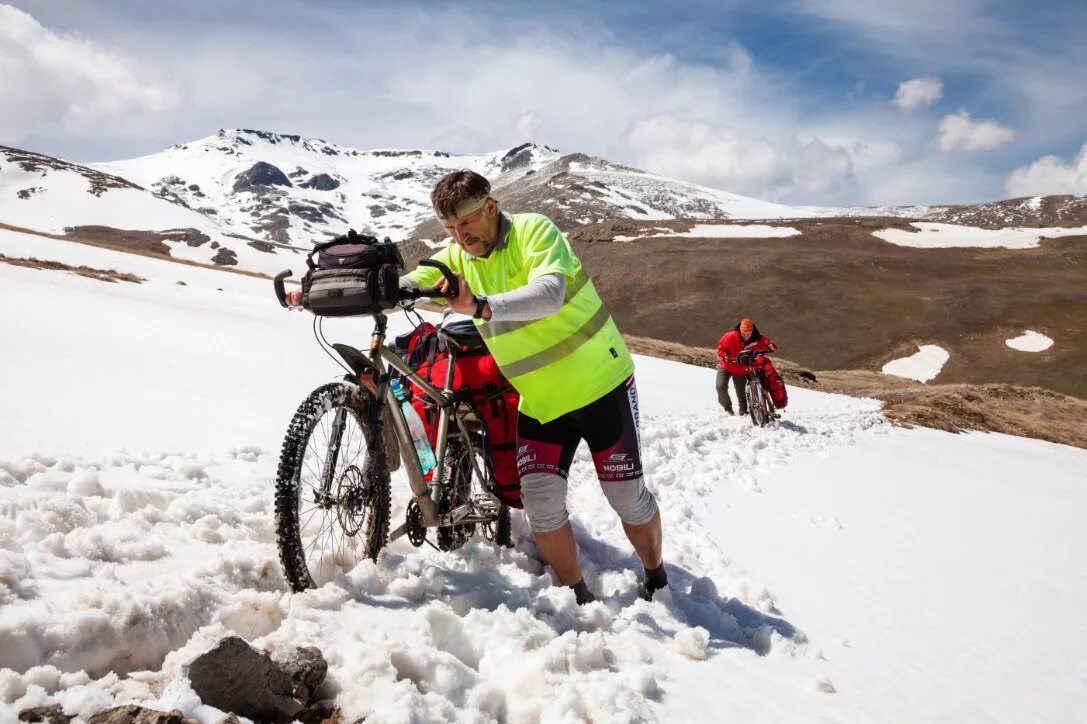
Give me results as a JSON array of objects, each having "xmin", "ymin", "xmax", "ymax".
[
  {"xmin": 0, "ymin": 392, "xmax": 886, "ymax": 723},
  {"xmin": 698, "ymin": 427, "xmax": 1087, "ymax": 723},
  {"xmin": 3, "ymin": 239, "xmax": 1087, "ymax": 722}
]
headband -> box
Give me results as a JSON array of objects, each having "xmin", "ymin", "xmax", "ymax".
[{"xmin": 435, "ymin": 194, "xmax": 490, "ymax": 221}]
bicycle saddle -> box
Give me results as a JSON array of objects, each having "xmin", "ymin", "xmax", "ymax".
[{"xmin": 440, "ymin": 319, "xmax": 486, "ymax": 351}]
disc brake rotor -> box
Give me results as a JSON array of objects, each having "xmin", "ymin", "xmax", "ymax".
[{"xmin": 336, "ymin": 465, "xmax": 369, "ymax": 536}]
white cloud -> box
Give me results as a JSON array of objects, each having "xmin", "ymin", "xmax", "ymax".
[
  {"xmin": 893, "ymin": 77, "xmax": 943, "ymax": 112},
  {"xmin": 0, "ymin": 4, "xmax": 179, "ymax": 143},
  {"xmin": 937, "ymin": 111, "xmax": 1015, "ymax": 152},
  {"xmin": 511, "ymin": 111, "xmax": 542, "ymax": 142},
  {"xmin": 1, "ymin": 3, "xmax": 1048, "ymax": 207},
  {"xmin": 625, "ymin": 115, "xmax": 855, "ymax": 201},
  {"xmin": 1005, "ymin": 141, "xmax": 1087, "ymax": 196}
]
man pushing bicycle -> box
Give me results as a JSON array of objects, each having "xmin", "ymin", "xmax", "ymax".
[
  {"xmin": 716, "ymin": 318, "xmax": 779, "ymax": 416},
  {"xmin": 410, "ymin": 170, "xmax": 668, "ymax": 604}
]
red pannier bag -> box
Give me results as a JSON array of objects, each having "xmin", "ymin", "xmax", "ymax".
[
  {"xmin": 756, "ymin": 356, "xmax": 788, "ymax": 409},
  {"xmin": 395, "ymin": 322, "xmax": 522, "ymax": 508}
]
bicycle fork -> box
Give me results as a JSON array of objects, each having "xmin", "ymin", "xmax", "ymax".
[{"xmin": 319, "ymin": 408, "xmax": 349, "ymax": 502}]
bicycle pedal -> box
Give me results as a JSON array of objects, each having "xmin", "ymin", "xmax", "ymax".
[{"xmin": 472, "ymin": 493, "xmax": 501, "ymax": 514}]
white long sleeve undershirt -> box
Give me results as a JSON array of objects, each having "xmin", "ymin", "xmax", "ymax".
[{"xmin": 400, "ymin": 273, "xmax": 566, "ymax": 322}]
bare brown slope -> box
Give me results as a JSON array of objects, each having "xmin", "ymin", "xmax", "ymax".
[
  {"xmin": 569, "ymin": 218, "xmax": 1087, "ymax": 399},
  {"xmin": 0, "ymin": 223, "xmax": 273, "ymax": 280},
  {"xmin": 624, "ymin": 335, "xmax": 1087, "ymax": 450}
]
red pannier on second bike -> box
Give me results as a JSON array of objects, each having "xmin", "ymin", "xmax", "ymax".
[{"xmin": 755, "ymin": 355, "xmax": 788, "ymax": 410}]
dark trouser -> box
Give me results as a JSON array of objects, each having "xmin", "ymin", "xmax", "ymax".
[{"xmin": 716, "ymin": 369, "xmax": 747, "ymax": 413}]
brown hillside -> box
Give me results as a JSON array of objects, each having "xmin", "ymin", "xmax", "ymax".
[{"xmin": 403, "ymin": 216, "xmax": 1086, "ymax": 398}]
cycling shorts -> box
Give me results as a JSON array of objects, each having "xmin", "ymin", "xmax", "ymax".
[{"xmin": 516, "ymin": 376, "xmax": 657, "ymax": 532}]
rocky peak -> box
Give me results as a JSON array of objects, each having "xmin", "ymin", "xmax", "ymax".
[{"xmin": 232, "ymin": 161, "xmax": 292, "ymax": 192}]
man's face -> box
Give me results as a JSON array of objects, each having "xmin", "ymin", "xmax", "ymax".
[{"xmin": 442, "ymin": 198, "xmax": 499, "ymax": 256}]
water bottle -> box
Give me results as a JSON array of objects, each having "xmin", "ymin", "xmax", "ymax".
[{"xmin": 390, "ymin": 379, "xmax": 436, "ymax": 474}]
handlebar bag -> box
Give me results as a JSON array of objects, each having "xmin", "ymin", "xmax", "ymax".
[
  {"xmin": 302, "ymin": 238, "xmax": 403, "ymax": 316},
  {"xmin": 303, "ymin": 267, "xmax": 383, "ymax": 317}
]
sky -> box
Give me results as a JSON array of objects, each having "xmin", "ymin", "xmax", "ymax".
[{"xmin": 1, "ymin": 0, "xmax": 1085, "ymax": 206}]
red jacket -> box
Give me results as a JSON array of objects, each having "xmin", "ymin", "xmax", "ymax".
[{"xmin": 717, "ymin": 323, "xmax": 777, "ymax": 376}]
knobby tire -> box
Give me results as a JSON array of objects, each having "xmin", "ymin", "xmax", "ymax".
[{"xmin": 275, "ymin": 381, "xmax": 391, "ymax": 592}]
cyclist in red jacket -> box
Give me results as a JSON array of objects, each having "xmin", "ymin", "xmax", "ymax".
[{"xmin": 716, "ymin": 318, "xmax": 777, "ymax": 415}]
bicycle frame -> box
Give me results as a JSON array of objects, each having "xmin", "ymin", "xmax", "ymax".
[{"xmin": 339, "ymin": 311, "xmax": 492, "ymax": 534}]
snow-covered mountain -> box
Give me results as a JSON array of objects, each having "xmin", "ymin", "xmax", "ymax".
[
  {"xmin": 93, "ymin": 128, "xmax": 924, "ymax": 248},
  {"xmin": 7, "ymin": 129, "xmax": 1087, "ymax": 274},
  {"xmin": 93, "ymin": 129, "xmax": 563, "ymax": 247},
  {"xmin": 0, "ymin": 144, "xmax": 304, "ymax": 276},
  {"xmin": 2, "ymin": 227, "xmax": 1086, "ymax": 722}
]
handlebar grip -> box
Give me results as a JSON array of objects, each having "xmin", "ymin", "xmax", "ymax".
[
  {"xmin": 274, "ymin": 270, "xmax": 292, "ymax": 308},
  {"xmin": 418, "ymin": 259, "xmax": 459, "ymax": 298}
]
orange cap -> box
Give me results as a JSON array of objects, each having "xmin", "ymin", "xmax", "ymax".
[{"xmin": 739, "ymin": 318, "xmax": 753, "ymax": 335}]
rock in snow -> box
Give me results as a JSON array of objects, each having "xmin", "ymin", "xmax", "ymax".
[
  {"xmin": 185, "ymin": 637, "xmax": 306, "ymax": 723},
  {"xmin": 232, "ymin": 162, "xmax": 293, "ymax": 191}
]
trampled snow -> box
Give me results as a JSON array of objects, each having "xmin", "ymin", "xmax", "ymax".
[
  {"xmin": 2, "ymin": 241, "xmax": 1086, "ymax": 723},
  {"xmin": 872, "ymin": 222, "xmax": 1087, "ymax": 249},
  {"xmin": 881, "ymin": 345, "xmax": 950, "ymax": 382},
  {"xmin": 1005, "ymin": 330, "xmax": 1054, "ymax": 352}
]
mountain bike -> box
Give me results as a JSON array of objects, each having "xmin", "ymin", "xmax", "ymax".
[
  {"xmin": 271, "ymin": 260, "xmax": 512, "ymax": 592},
  {"xmin": 737, "ymin": 349, "xmax": 778, "ymax": 428}
]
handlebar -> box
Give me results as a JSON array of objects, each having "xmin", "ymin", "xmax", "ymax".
[
  {"xmin": 273, "ymin": 270, "xmax": 292, "ymax": 308},
  {"xmin": 735, "ymin": 349, "xmax": 768, "ymax": 366},
  {"xmin": 401, "ymin": 259, "xmax": 459, "ymax": 301}
]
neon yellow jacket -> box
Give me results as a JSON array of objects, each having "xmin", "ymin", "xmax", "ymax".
[{"xmin": 407, "ymin": 213, "xmax": 634, "ymax": 422}]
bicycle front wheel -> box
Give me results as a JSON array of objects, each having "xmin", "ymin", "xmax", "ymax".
[
  {"xmin": 747, "ymin": 377, "xmax": 768, "ymax": 428},
  {"xmin": 274, "ymin": 381, "xmax": 391, "ymax": 591}
]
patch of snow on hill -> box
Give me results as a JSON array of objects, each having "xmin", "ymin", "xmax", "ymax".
[
  {"xmin": 615, "ymin": 224, "xmax": 801, "ymax": 241},
  {"xmin": 1005, "ymin": 330, "xmax": 1054, "ymax": 352},
  {"xmin": 881, "ymin": 344, "xmax": 949, "ymax": 382},
  {"xmin": 873, "ymin": 222, "xmax": 1087, "ymax": 249}
]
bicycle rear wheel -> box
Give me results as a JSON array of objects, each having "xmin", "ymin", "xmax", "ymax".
[
  {"xmin": 275, "ymin": 381, "xmax": 391, "ymax": 591},
  {"xmin": 437, "ymin": 437, "xmax": 478, "ymax": 551}
]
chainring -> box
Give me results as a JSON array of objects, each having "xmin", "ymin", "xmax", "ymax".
[{"xmin": 405, "ymin": 500, "xmax": 427, "ymax": 548}]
